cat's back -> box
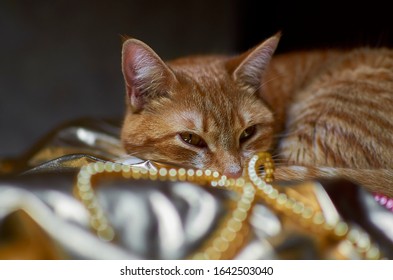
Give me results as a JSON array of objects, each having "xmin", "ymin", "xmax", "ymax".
[
  {"xmin": 312, "ymin": 47, "xmax": 393, "ymax": 88},
  {"xmin": 291, "ymin": 48, "xmax": 393, "ymax": 113},
  {"xmin": 279, "ymin": 47, "xmax": 393, "ymax": 169}
]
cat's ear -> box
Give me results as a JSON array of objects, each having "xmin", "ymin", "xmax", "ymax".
[
  {"xmin": 228, "ymin": 33, "xmax": 280, "ymax": 93},
  {"xmin": 122, "ymin": 39, "xmax": 177, "ymax": 112}
]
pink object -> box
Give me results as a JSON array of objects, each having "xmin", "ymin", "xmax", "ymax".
[{"xmin": 374, "ymin": 194, "xmax": 393, "ymax": 212}]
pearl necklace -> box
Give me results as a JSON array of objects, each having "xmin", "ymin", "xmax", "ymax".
[
  {"xmin": 74, "ymin": 152, "xmax": 383, "ymax": 260},
  {"xmin": 247, "ymin": 153, "xmax": 381, "ymax": 260}
]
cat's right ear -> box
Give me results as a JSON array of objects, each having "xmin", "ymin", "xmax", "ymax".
[{"xmin": 122, "ymin": 39, "xmax": 177, "ymax": 113}]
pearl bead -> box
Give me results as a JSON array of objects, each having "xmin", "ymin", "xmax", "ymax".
[{"xmin": 213, "ymin": 238, "xmax": 229, "ymax": 252}]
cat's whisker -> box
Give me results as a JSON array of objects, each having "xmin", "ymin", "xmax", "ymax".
[
  {"xmin": 260, "ymin": 73, "xmax": 286, "ymax": 88},
  {"xmin": 123, "ymin": 145, "xmax": 156, "ymax": 159},
  {"xmin": 273, "ymin": 129, "xmax": 304, "ymax": 139},
  {"xmin": 249, "ymin": 73, "xmax": 286, "ymax": 96}
]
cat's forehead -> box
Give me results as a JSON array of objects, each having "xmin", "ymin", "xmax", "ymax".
[
  {"xmin": 165, "ymin": 56, "xmax": 271, "ymax": 131},
  {"xmin": 174, "ymin": 107, "xmax": 244, "ymax": 136},
  {"xmin": 171, "ymin": 87, "xmax": 261, "ymax": 133}
]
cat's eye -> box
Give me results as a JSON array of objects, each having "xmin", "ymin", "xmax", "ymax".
[
  {"xmin": 240, "ymin": 125, "xmax": 256, "ymax": 143},
  {"xmin": 179, "ymin": 132, "xmax": 207, "ymax": 148}
]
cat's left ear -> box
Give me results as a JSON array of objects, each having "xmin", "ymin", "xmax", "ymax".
[{"xmin": 228, "ymin": 33, "xmax": 280, "ymax": 93}]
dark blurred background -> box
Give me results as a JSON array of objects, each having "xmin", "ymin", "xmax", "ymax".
[{"xmin": 1, "ymin": 0, "xmax": 392, "ymax": 156}]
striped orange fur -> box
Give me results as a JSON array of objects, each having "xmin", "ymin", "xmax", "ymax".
[{"xmin": 121, "ymin": 35, "xmax": 393, "ymax": 196}]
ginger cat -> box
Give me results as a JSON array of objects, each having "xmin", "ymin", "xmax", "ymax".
[{"xmin": 120, "ymin": 34, "xmax": 393, "ymax": 196}]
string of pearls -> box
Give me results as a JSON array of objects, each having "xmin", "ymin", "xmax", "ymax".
[
  {"xmin": 74, "ymin": 152, "xmax": 383, "ymax": 260},
  {"xmin": 247, "ymin": 152, "xmax": 382, "ymax": 260},
  {"xmin": 74, "ymin": 159, "xmax": 255, "ymax": 259}
]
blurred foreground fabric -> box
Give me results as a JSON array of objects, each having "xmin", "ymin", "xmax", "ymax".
[{"xmin": 0, "ymin": 118, "xmax": 392, "ymax": 259}]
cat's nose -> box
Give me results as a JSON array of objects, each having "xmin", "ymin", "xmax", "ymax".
[{"xmin": 223, "ymin": 166, "xmax": 243, "ymax": 179}]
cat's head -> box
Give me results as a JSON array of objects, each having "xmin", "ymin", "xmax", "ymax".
[{"xmin": 121, "ymin": 34, "xmax": 280, "ymax": 178}]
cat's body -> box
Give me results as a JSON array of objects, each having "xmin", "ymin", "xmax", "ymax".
[{"xmin": 120, "ymin": 35, "xmax": 393, "ymax": 196}]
